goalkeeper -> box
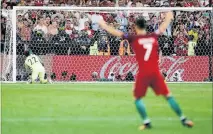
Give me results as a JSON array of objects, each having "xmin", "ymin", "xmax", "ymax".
[{"xmin": 24, "ymin": 50, "xmax": 48, "ymax": 84}]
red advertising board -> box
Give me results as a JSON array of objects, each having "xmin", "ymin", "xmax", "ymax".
[{"xmin": 52, "ymin": 56, "xmax": 210, "ymax": 82}]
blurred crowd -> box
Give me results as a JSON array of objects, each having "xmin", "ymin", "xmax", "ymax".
[
  {"xmin": 1, "ymin": 0, "xmax": 212, "ymax": 56},
  {"xmin": 1, "ymin": 0, "xmax": 212, "ymax": 7}
]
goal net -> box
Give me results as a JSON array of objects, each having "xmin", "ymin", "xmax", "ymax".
[
  {"xmin": 1, "ymin": 10, "xmax": 14, "ymax": 82},
  {"xmin": 1, "ymin": 7, "xmax": 213, "ymax": 83}
]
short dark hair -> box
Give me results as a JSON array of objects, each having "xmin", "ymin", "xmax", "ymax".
[
  {"xmin": 135, "ymin": 16, "xmax": 146, "ymax": 29},
  {"xmin": 24, "ymin": 51, "xmax": 30, "ymax": 57},
  {"xmin": 188, "ymin": 35, "xmax": 194, "ymax": 41}
]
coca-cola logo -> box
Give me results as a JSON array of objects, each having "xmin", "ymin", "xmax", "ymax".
[
  {"xmin": 163, "ymin": 57, "xmax": 189, "ymax": 81},
  {"xmin": 100, "ymin": 56, "xmax": 138, "ymax": 79},
  {"xmin": 100, "ymin": 56, "xmax": 189, "ymax": 80}
]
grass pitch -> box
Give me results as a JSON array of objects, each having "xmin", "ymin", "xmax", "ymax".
[{"xmin": 1, "ymin": 83, "xmax": 212, "ymax": 134}]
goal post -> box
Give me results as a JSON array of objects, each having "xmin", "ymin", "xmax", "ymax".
[
  {"xmin": 12, "ymin": 9, "xmax": 17, "ymax": 83},
  {"xmin": 2, "ymin": 6, "xmax": 212, "ymax": 83}
]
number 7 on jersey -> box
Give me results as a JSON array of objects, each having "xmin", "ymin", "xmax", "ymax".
[{"xmin": 138, "ymin": 38, "xmax": 154, "ymax": 61}]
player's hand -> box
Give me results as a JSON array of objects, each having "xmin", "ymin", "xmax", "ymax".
[{"xmin": 166, "ymin": 11, "xmax": 174, "ymax": 20}]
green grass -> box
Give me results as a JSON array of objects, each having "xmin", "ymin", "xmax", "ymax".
[{"xmin": 2, "ymin": 83, "xmax": 212, "ymax": 134}]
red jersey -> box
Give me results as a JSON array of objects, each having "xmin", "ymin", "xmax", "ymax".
[
  {"xmin": 123, "ymin": 32, "xmax": 170, "ymax": 98},
  {"xmin": 123, "ymin": 32, "xmax": 159, "ymax": 75}
]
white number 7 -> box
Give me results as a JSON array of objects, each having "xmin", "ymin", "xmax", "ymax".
[{"xmin": 139, "ymin": 38, "xmax": 154, "ymax": 61}]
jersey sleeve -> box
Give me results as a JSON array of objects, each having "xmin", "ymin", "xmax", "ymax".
[
  {"xmin": 150, "ymin": 31, "xmax": 160, "ymax": 40},
  {"xmin": 24, "ymin": 59, "xmax": 29, "ymax": 67},
  {"xmin": 24, "ymin": 59, "xmax": 31, "ymax": 72},
  {"xmin": 154, "ymin": 30, "xmax": 161, "ymax": 35}
]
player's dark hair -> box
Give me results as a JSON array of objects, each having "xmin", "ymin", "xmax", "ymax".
[
  {"xmin": 24, "ymin": 51, "xmax": 30, "ymax": 57},
  {"xmin": 188, "ymin": 35, "xmax": 194, "ymax": 41},
  {"xmin": 135, "ymin": 16, "xmax": 147, "ymax": 30}
]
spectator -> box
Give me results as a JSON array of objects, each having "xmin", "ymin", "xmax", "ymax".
[
  {"xmin": 173, "ymin": 14, "xmax": 182, "ymax": 27},
  {"xmin": 35, "ymin": 0, "xmax": 44, "ymax": 6},
  {"xmin": 136, "ymin": 0, "xmax": 143, "ymax": 7},
  {"xmin": 97, "ymin": 34, "xmax": 110, "ymax": 55},
  {"xmin": 199, "ymin": 0, "xmax": 209, "ymax": 6},
  {"xmin": 162, "ymin": 1, "xmax": 170, "ymax": 7},
  {"xmin": 33, "ymin": 17, "xmax": 48, "ymax": 36},
  {"xmin": 188, "ymin": 25, "xmax": 199, "ymax": 42},
  {"xmin": 89, "ymin": 41, "xmax": 98, "ymax": 55},
  {"xmin": 196, "ymin": 33, "xmax": 211, "ymax": 55},
  {"xmin": 65, "ymin": 19, "xmax": 74, "ymax": 35},
  {"xmin": 154, "ymin": 0, "xmax": 161, "ymax": 7},
  {"xmin": 119, "ymin": 39, "xmax": 131, "ymax": 56},
  {"xmin": 91, "ymin": 0, "xmax": 98, "ymax": 6},
  {"xmin": 169, "ymin": 70, "xmax": 184, "ymax": 82},
  {"xmin": 193, "ymin": 0, "xmax": 201, "ymax": 7},
  {"xmin": 128, "ymin": 14, "xmax": 135, "ymax": 24},
  {"xmin": 174, "ymin": 32, "xmax": 188, "ymax": 56},
  {"xmin": 187, "ymin": 35, "xmax": 197, "ymax": 56},
  {"xmin": 78, "ymin": 13, "xmax": 90, "ymax": 31},
  {"xmin": 66, "ymin": 0, "xmax": 76, "ymax": 6},
  {"xmin": 160, "ymin": 69, "xmax": 168, "ymax": 81},
  {"xmin": 100, "ymin": 0, "xmax": 112, "ymax": 7},
  {"xmin": 128, "ymin": 24, "xmax": 136, "ymax": 35},
  {"xmin": 186, "ymin": 13, "xmax": 195, "ymax": 31},
  {"xmin": 2, "ymin": 1, "xmax": 8, "ymax": 9},
  {"xmin": 51, "ymin": 12, "xmax": 64, "ymax": 24},
  {"xmin": 75, "ymin": 21, "xmax": 94, "ymax": 54},
  {"xmin": 47, "ymin": 21, "xmax": 59, "ymax": 37},
  {"xmin": 159, "ymin": 35, "xmax": 175, "ymax": 56},
  {"xmin": 102, "ymin": 13, "xmax": 114, "ymax": 23},
  {"xmin": 199, "ymin": 13, "xmax": 210, "ymax": 30},
  {"xmin": 147, "ymin": 15, "xmax": 159, "ymax": 33},
  {"xmin": 1, "ymin": 0, "xmax": 211, "ymax": 58},
  {"xmin": 20, "ymin": 19, "xmax": 32, "ymax": 41},
  {"xmin": 108, "ymin": 72, "xmax": 115, "ymax": 81},
  {"xmin": 70, "ymin": 73, "xmax": 77, "ymax": 81},
  {"xmin": 44, "ymin": 16, "xmax": 51, "ymax": 27},
  {"xmin": 173, "ymin": 23, "xmax": 188, "ymax": 37},
  {"xmin": 82, "ymin": 21, "xmax": 94, "ymax": 38},
  {"xmin": 91, "ymin": 72, "xmax": 98, "ymax": 81},
  {"xmin": 91, "ymin": 12, "xmax": 103, "ymax": 32},
  {"xmin": 175, "ymin": 0, "xmax": 184, "ymax": 7},
  {"xmin": 115, "ymin": 74, "xmax": 123, "ymax": 81},
  {"xmin": 71, "ymin": 15, "xmax": 80, "ymax": 31},
  {"xmin": 117, "ymin": 0, "xmax": 126, "ymax": 7},
  {"xmin": 60, "ymin": 2, "xmax": 66, "ymax": 6},
  {"xmin": 43, "ymin": 0, "xmax": 50, "ymax": 5},
  {"xmin": 115, "ymin": 12, "xmax": 128, "ymax": 32}
]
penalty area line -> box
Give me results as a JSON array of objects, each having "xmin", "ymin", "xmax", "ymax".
[{"xmin": 2, "ymin": 117, "xmax": 211, "ymax": 122}]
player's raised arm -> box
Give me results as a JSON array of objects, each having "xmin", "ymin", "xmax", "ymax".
[
  {"xmin": 158, "ymin": 11, "xmax": 174, "ymax": 34},
  {"xmin": 98, "ymin": 19, "xmax": 124, "ymax": 37},
  {"xmin": 24, "ymin": 62, "xmax": 30, "ymax": 72}
]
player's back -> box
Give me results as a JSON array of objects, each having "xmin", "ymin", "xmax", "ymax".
[
  {"xmin": 124, "ymin": 33, "xmax": 159, "ymax": 75},
  {"xmin": 25, "ymin": 54, "xmax": 43, "ymax": 70}
]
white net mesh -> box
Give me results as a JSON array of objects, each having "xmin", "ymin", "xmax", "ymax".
[
  {"xmin": 1, "ymin": 10, "xmax": 14, "ymax": 81},
  {"xmin": 2, "ymin": 7, "xmax": 213, "ymax": 82}
]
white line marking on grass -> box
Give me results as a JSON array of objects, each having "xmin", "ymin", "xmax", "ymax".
[{"xmin": 2, "ymin": 117, "xmax": 212, "ymax": 122}]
